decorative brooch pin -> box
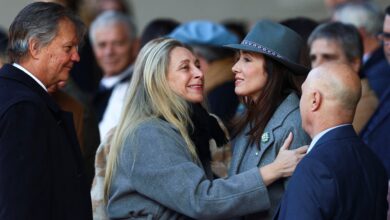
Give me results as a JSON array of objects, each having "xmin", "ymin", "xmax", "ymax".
[{"xmin": 261, "ymin": 132, "xmax": 270, "ymax": 143}]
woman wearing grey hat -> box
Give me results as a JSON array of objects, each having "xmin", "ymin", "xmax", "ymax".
[{"xmin": 225, "ymin": 20, "xmax": 311, "ymax": 219}]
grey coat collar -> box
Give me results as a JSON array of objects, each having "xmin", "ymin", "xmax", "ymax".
[{"xmin": 231, "ymin": 92, "xmax": 300, "ymax": 174}]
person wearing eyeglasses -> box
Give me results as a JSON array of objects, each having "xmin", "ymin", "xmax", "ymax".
[
  {"xmin": 360, "ymin": 5, "xmax": 390, "ymax": 177},
  {"xmin": 360, "ymin": 7, "xmax": 390, "ymax": 217},
  {"xmin": 332, "ymin": 2, "xmax": 390, "ymax": 99}
]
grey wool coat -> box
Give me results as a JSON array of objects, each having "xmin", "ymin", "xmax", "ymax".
[
  {"xmin": 229, "ymin": 92, "xmax": 311, "ymax": 220},
  {"xmin": 108, "ymin": 118, "xmax": 275, "ymax": 220}
]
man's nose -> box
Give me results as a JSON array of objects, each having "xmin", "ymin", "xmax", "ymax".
[{"xmin": 72, "ymin": 51, "xmax": 80, "ymax": 62}]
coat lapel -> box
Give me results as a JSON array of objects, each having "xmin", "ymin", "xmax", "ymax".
[
  {"xmin": 0, "ymin": 64, "xmax": 83, "ymax": 170},
  {"xmin": 256, "ymin": 93, "xmax": 299, "ymax": 166},
  {"xmin": 0, "ymin": 64, "xmax": 60, "ymax": 112},
  {"xmin": 231, "ymin": 93, "xmax": 300, "ymax": 171},
  {"xmin": 361, "ymin": 88, "xmax": 390, "ymax": 138}
]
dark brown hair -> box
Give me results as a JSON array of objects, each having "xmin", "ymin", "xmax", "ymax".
[{"xmin": 231, "ymin": 56, "xmax": 300, "ymax": 147}]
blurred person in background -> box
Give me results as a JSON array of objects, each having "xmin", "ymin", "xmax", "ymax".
[
  {"xmin": 0, "ymin": 27, "xmax": 8, "ymax": 67},
  {"xmin": 324, "ymin": 0, "xmax": 371, "ymax": 16},
  {"xmin": 81, "ymin": 0, "xmax": 132, "ymax": 27},
  {"xmin": 332, "ymin": 1, "xmax": 390, "ymax": 99},
  {"xmin": 308, "ymin": 21, "xmax": 378, "ymax": 133},
  {"xmin": 360, "ymin": 4, "xmax": 390, "ymax": 183},
  {"xmin": 89, "ymin": 10, "xmax": 138, "ymax": 139}
]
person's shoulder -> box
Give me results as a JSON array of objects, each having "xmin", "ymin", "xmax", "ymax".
[
  {"xmin": 0, "ymin": 99, "xmax": 47, "ymax": 126},
  {"xmin": 277, "ymin": 92, "xmax": 302, "ymax": 124},
  {"xmin": 0, "ymin": 85, "xmax": 45, "ymax": 117},
  {"xmin": 0, "ymin": 67, "xmax": 43, "ymax": 103},
  {"xmin": 137, "ymin": 117, "xmax": 172, "ymax": 130},
  {"xmin": 135, "ymin": 118, "xmax": 180, "ymax": 139},
  {"xmin": 276, "ymin": 92, "xmax": 300, "ymax": 115},
  {"xmin": 265, "ymin": 92, "xmax": 303, "ymax": 134},
  {"xmin": 308, "ymin": 133, "xmax": 360, "ymax": 167}
]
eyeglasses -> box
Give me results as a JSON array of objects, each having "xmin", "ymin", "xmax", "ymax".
[{"xmin": 377, "ymin": 32, "xmax": 390, "ymax": 45}]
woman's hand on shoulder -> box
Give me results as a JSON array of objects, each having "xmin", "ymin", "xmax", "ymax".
[
  {"xmin": 274, "ymin": 132, "xmax": 308, "ymax": 178},
  {"xmin": 259, "ymin": 132, "xmax": 308, "ymax": 186}
]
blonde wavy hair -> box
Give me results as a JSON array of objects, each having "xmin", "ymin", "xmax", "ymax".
[{"xmin": 104, "ymin": 37, "xmax": 200, "ymax": 201}]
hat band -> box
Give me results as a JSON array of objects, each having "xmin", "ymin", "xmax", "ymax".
[{"xmin": 242, "ymin": 40, "xmax": 283, "ymax": 59}]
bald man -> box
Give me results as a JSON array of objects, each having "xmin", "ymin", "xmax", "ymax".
[{"xmin": 274, "ymin": 63, "xmax": 388, "ymax": 220}]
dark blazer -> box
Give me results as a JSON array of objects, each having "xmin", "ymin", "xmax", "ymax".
[
  {"xmin": 0, "ymin": 64, "xmax": 92, "ymax": 219},
  {"xmin": 361, "ymin": 48, "xmax": 390, "ymax": 99},
  {"xmin": 360, "ymin": 87, "xmax": 390, "ymax": 177},
  {"xmin": 275, "ymin": 125, "xmax": 388, "ymax": 220}
]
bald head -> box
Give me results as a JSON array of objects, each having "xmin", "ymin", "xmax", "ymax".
[
  {"xmin": 300, "ymin": 62, "xmax": 361, "ymax": 136},
  {"xmin": 311, "ymin": 63, "xmax": 361, "ymax": 110}
]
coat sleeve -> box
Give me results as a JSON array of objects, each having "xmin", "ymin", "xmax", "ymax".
[
  {"xmin": 121, "ymin": 122, "xmax": 271, "ymax": 219},
  {"xmin": 0, "ymin": 101, "xmax": 51, "ymax": 219},
  {"xmin": 276, "ymin": 158, "xmax": 337, "ymax": 220}
]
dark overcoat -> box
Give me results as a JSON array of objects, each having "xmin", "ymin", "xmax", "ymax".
[{"xmin": 0, "ymin": 64, "xmax": 92, "ymax": 219}]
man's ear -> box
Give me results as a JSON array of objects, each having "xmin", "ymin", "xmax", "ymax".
[
  {"xmin": 28, "ymin": 38, "xmax": 41, "ymax": 59},
  {"xmin": 311, "ymin": 90, "xmax": 322, "ymax": 111},
  {"xmin": 350, "ymin": 58, "xmax": 361, "ymax": 74}
]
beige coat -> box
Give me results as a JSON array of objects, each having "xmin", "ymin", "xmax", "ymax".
[{"xmin": 353, "ymin": 79, "xmax": 378, "ymax": 133}]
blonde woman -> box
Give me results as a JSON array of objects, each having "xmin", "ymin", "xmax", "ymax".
[{"xmin": 104, "ymin": 38, "xmax": 305, "ymax": 219}]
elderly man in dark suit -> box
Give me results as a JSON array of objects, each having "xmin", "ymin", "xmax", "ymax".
[
  {"xmin": 0, "ymin": 2, "xmax": 92, "ymax": 219},
  {"xmin": 275, "ymin": 62, "xmax": 388, "ymax": 220}
]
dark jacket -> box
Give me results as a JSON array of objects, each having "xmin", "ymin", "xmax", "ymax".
[
  {"xmin": 275, "ymin": 125, "xmax": 388, "ymax": 220},
  {"xmin": 360, "ymin": 87, "xmax": 390, "ymax": 178},
  {"xmin": 361, "ymin": 48, "xmax": 390, "ymax": 99},
  {"xmin": 0, "ymin": 64, "xmax": 92, "ymax": 219}
]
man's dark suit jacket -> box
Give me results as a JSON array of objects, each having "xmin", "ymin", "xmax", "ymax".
[
  {"xmin": 360, "ymin": 87, "xmax": 390, "ymax": 178},
  {"xmin": 275, "ymin": 125, "xmax": 388, "ymax": 220},
  {"xmin": 0, "ymin": 64, "xmax": 92, "ymax": 219},
  {"xmin": 361, "ymin": 48, "xmax": 390, "ymax": 99}
]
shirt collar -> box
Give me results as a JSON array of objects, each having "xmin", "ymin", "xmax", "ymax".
[
  {"xmin": 100, "ymin": 65, "xmax": 133, "ymax": 89},
  {"xmin": 307, "ymin": 124, "xmax": 351, "ymax": 153},
  {"xmin": 12, "ymin": 63, "xmax": 47, "ymax": 92}
]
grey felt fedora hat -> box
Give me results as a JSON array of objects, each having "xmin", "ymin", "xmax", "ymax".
[{"xmin": 225, "ymin": 20, "xmax": 309, "ymax": 75}]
